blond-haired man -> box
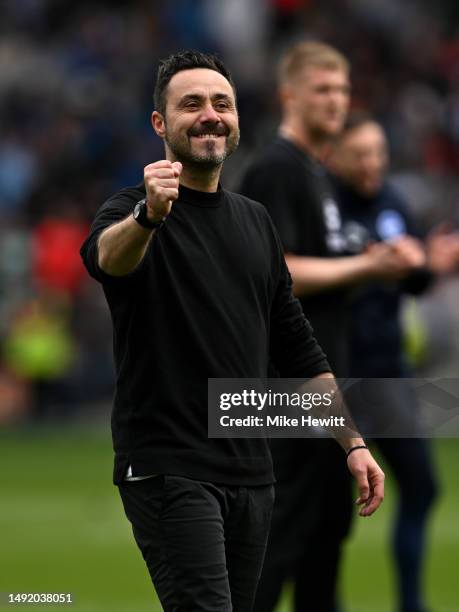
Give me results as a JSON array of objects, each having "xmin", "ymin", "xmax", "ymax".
[{"xmin": 240, "ymin": 41, "xmax": 413, "ymax": 612}]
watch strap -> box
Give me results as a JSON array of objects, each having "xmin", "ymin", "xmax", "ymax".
[{"xmin": 133, "ymin": 198, "xmax": 165, "ymax": 230}]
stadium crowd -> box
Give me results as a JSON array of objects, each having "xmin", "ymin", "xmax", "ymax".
[{"xmin": 0, "ymin": 0, "xmax": 458, "ymax": 423}]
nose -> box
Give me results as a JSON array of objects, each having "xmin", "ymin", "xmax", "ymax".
[
  {"xmin": 330, "ymin": 87, "xmax": 348, "ymax": 107},
  {"xmin": 199, "ymin": 102, "xmax": 221, "ymax": 123}
]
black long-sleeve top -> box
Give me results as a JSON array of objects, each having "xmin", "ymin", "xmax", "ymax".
[
  {"xmin": 239, "ymin": 137, "xmax": 352, "ymax": 375},
  {"xmin": 81, "ymin": 183, "xmax": 330, "ymax": 485}
]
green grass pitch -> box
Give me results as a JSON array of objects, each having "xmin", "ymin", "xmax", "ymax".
[{"xmin": 0, "ymin": 428, "xmax": 458, "ymax": 611}]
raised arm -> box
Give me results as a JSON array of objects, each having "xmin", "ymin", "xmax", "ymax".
[{"xmin": 97, "ymin": 160, "xmax": 182, "ymax": 276}]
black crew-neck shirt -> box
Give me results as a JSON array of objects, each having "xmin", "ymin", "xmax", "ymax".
[
  {"xmin": 81, "ymin": 182, "xmax": 330, "ymax": 485},
  {"xmin": 239, "ymin": 137, "xmax": 351, "ymax": 375}
]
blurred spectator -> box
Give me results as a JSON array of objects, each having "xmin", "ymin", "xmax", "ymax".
[
  {"xmin": 329, "ymin": 113, "xmax": 459, "ymax": 612},
  {"xmin": 3, "ymin": 292, "xmax": 76, "ymax": 419},
  {"xmin": 32, "ymin": 215, "xmax": 89, "ymax": 295}
]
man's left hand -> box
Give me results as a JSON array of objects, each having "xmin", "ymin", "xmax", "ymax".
[{"xmin": 347, "ymin": 448, "xmax": 385, "ymax": 517}]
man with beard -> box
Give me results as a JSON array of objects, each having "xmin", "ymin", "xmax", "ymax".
[
  {"xmin": 80, "ymin": 50, "xmax": 384, "ymax": 612},
  {"xmin": 239, "ymin": 42, "xmax": 408, "ymax": 612},
  {"xmin": 329, "ymin": 113, "xmax": 459, "ymax": 612}
]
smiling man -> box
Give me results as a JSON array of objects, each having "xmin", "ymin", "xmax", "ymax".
[
  {"xmin": 157, "ymin": 73, "xmax": 239, "ymax": 168},
  {"xmin": 80, "ymin": 50, "xmax": 384, "ymax": 612}
]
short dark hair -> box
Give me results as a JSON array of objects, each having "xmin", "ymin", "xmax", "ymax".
[{"xmin": 153, "ymin": 50, "xmax": 236, "ymax": 116}]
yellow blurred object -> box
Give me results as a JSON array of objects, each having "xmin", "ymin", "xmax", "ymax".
[
  {"xmin": 402, "ymin": 297, "xmax": 429, "ymax": 368},
  {"xmin": 3, "ymin": 298, "xmax": 75, "ymax": 380}
]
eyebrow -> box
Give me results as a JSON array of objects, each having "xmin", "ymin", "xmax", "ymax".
[{"xmin": 178, "ymin": 93, "xmax": 234, "ymax": 105}]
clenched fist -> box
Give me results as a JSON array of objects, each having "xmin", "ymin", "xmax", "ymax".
[{"xmin": 144, "ymin": 160, "xmax": 183, "ymax": 222}]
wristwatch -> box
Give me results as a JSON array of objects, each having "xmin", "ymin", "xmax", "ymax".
[{"xmin": 132, "ymin": 198, "xmax": 165, "ymax": 230}]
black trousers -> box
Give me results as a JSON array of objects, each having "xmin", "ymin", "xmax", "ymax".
[
  {"xmin": 375, "ymin": 438, "xmax": 438, "ymax": 612},
  {"xmin": 118, "ymin": 475, "xmax": 274, "ymax": 612},
  {"xmin": 254, "ymin": 438, "xmax": 353, "ymax": 612}
]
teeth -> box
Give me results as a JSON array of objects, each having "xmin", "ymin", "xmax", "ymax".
[{"xmin": 196, "ymin": 134, "xmax": 221, "ymax": 138}]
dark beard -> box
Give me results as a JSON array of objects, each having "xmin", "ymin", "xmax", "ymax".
[{"xmin": 165, "ymin": 126, "xmax": 240, "ymax": 168}]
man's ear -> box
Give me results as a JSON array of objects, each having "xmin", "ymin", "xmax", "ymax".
[
  {"xmin": 151, "ymin": 111, "xmax": 166, "ymax": 138},
  {"xmin": 279, "ymin": 83, "xmax": 293, "ymax": 109}
]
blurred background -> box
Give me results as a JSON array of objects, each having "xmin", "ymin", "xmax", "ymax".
[{"xmin": 0, "ymin": 0, "xmax": 458, "ymax": 610}]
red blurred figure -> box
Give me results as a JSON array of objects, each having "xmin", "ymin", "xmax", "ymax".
[{"xmin": 32, "ymin": 218, "xmax": 89, "ymax": 295}]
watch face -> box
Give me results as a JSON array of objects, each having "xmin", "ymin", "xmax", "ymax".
[{"xmin": 133, "ymin": 203, "xmax": 141, "ymax": 220}]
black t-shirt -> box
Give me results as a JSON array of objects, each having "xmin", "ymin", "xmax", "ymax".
[
  {"xmin": 239, "ymin": 137, "xmax": 350, "ymax": 375},
  {"xmin": 80, "ymin": 182, "xmax": 330, "ymax": 485}
]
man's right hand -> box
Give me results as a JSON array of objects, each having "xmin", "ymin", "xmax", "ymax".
[{"xmin": 144, "ymin": 160, "xmax": 183, "ymax": 222}]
